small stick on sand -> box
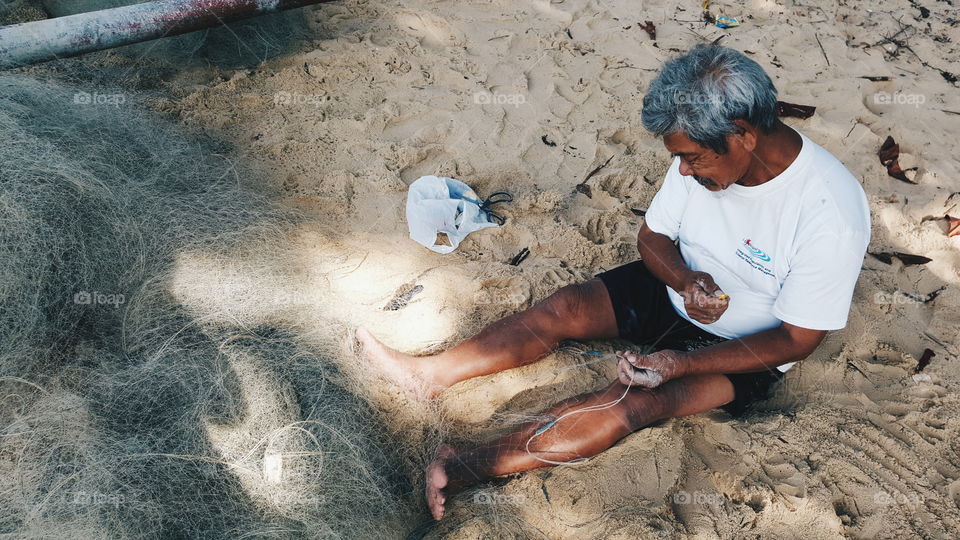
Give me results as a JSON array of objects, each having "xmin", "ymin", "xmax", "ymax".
[{"xmin": 815, "ymin": 32, "xmax": 830, "ymax": 66}]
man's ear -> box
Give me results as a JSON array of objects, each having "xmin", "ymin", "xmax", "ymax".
[{"xmin": 731, "ymin": 119, "xmax": 758, "ymax": 152}]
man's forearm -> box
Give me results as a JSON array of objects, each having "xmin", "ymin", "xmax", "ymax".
[
  {"xmin": 681, "ymin": 326, "xmax": 809, "ymax": 375},
  {"xmin": 618, "ymin": 324, "xmax": 825, "ymax": 387},
  {"xmin": 637, "ymin": 223, "xmax": 691, "ymax": 292}
]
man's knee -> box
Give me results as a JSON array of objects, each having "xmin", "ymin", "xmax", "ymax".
[
  {"xmin": 543, "ymin": 283, "xmax": 588, "ymax": 321},
  {"xmin": 622, "ymin": 385, "xmax": 680, "ymax": 429},
  {"xmin": 533, "ymin": 278, "xmax": 616, "ymax": 340},
  {"xmin": 539, "ymin": 279, "xmax": 604, "ymax": 325}
]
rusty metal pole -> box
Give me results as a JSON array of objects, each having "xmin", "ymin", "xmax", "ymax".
[{"xmin": 0, "ymin": 0, "xmax": 337, "ymax": 70}]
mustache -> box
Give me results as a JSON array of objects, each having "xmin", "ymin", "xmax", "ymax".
[{"xmin": 693, "ymin": 175, "xmax": 718, "ymax": 188}]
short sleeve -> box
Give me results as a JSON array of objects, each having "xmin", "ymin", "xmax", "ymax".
[
  {"xmin": 772, "ymin": 231, "xmax": 869, "ymax": 330},
  {"xmin": 644, "ymin": 157, "xmax": 692, "ymax": 242}
]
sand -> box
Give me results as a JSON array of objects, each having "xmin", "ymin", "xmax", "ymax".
[{"xmin": 7, "ymin": 0, "xmax": 960, "ymax": 537}]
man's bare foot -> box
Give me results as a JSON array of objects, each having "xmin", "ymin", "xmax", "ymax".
[
  {"xmin": 425, "ymin": 444, "xmax": 458, "ymax": 520},
  {"xmin": 355, "ymin": 326, "xmax": 444, "ymax": 401}
]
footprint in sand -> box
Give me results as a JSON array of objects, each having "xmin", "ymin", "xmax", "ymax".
[
  {"xmin": 906, "ymin": 417, "xmax": 947, "ymax": 445},
  {"xmin": 761, "ymin": 454, "xmax": 807, "ymax": 502},
  {"xmin": 599, "ymin": 171, "xmax": 648, "ymax": 200},
  {"xmin": 579, "ymin": 212, "xmax": 617, "ymax": 245},
  {"xmin": 475, "ymin": 276, "xmax": 531, "ymax": 309},
  {"xmin": 398, "ymin": 147, "xmax": 457, "ymax": 184},
  {"xmin": 395, "ymin": 12, "xmax": 466, "ymax": 50},
  {"xmin": 577, "ymin": 211, "xmax": 635, "ymax": 246},
  {"xmin": 824, "ymin": 414, "xmax": 955, "ymax": 536},
  {"xmin": 381, "ymin": 111, "xmax": 452, "ymax": 143},
  {"xmin": 543, "ymin": 267, "xmax": 580, "ymax": 288}
]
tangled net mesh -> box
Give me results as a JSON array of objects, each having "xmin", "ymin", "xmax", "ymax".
[{"xmin": 0, "ymin": 75, "xmax": 413, "ymax": 538}]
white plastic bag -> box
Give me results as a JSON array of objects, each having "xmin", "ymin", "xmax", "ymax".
[{"xmin": 406, "ymin": 175, "xmax": 499, "ymax": 254}]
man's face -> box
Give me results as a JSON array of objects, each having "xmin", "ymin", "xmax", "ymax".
[{"xmin": 663, "ymin": 130, "xmax": 752, "ymax": 191}]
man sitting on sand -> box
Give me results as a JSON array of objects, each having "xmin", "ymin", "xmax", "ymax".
[{"xmin": 358, "ymin": 44, "xmax": 871, "ymax": 521}]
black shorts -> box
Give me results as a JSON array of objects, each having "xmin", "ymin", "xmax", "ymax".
[{"xmin": 595, "ymin": 260, "xmax": 784, "ymax": 417}]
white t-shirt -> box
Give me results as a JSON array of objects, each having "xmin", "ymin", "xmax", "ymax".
[{"xmin": 644, "ymin": 129, "xmax": 870, "ymax": 372}]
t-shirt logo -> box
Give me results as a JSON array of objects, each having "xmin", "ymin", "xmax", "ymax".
[
  {"xmin": 736, "ymin": 238, "xmax": 775, "ymax": 277},
  {"xmin": 743, "ymin": 239, "xmax": 771, "ymax": 262}
]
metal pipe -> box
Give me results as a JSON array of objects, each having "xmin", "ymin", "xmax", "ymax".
[{"xmin": 0, "ymin": 0, "xmax": 336, "ymax": 70}]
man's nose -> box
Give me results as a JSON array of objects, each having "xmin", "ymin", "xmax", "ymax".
[{"xmin": 678, "ymin": 160, "xmax": 694, "ymax": 177}]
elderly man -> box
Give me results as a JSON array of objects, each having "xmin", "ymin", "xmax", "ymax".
[{"xmin": 358, "ymin": 44, "xmax": 870, "ymax": 520}]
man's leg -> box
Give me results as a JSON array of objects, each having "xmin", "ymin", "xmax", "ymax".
[
  {"xmin": 357, "ymin": 278, "xmax": 619, "ymax": 399},
  {"xmin": 425, "ymin": 374, "xmax": 736, "ymax": 520}
]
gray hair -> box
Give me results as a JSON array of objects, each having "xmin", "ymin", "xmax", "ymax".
[{"xmin": 641, "ymin": 44, "xmax": 778, "ymax": 154}]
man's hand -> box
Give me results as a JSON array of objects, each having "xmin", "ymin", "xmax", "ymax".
[
  {"xmin": 616, "ymin": 349, "xmax": 689, "ymax": 388},
  {"xmin": 678, "ymin": 271, "xmax": 729, "ymax": 324},
  {"xmin": 637, "ymin": 224, "xmax": 726, "ymax": 324}
]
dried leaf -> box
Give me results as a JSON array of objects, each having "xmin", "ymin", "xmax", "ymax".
[
  {"xmin": 915, "ymin": 348, "xmax": 935, "ymax": 373},
  {"xmin": 575, "ymin": 155, "xmax": 614, "ymax": 198},
  {"xmin": 509, "ymin": 247, "xmax": 530, "ymax": 266},
  {"xmin": 877, "ymin": 136, "xmax": 918, "ymax": 184},
  {"xmin": 583, "ymin": 155, "xmax": 614, "ymax": 183},
  {"xmin": 895, "ymin": 286, "xmax": 946, "ymax": 305},
  {"xmin": 776, "ymin": 100, "xmax": 816, "ymax": 119},
  {"xmin": 384, "ymin": 284, "xmax": 423, "ymax": 311},
  {"xmin": 922, "ymin": 286, "xmax": 947, "ymax": 303},
  {"xmin": 641, "ymin": 20, "xmax": 656, "ymax": 40},
  {"xmin": 869, "ymin": 251, "xmax": 932, "ymax": 266},
  {"xmin": 947, "ymin": 215, "xmax": 960, "ymax": 237}
]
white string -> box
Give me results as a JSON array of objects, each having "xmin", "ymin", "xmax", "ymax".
[{"xmin": 524, "ymin": 356, "xmax": 635, "ymax": 466}]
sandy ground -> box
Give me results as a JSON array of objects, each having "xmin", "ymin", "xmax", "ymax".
[{"xmin": 11, "ymin": 0, "xmax": 960, "ymax": 537}]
